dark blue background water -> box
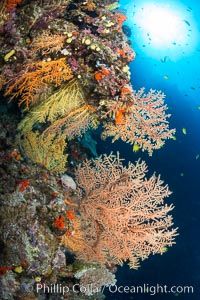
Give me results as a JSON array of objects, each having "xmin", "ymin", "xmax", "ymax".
[{"xmin": 95, "ymin": 0, "xmax": 200, "ymax": 299}]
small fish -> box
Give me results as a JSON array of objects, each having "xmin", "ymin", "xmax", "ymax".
[
  {"xmin": 160, "ymin": 56, "xmax": 168, "ymax": 63},
  {"xmin": 161, "ymin": 246, "xmax": 168, "ymax": 253},
  {"xmin": 183, "ymin": 20, "xmax": 190, "ymax": 26},
  {"xmin": 190, "ymin": 86, "xmax": 196, "ymax": 90},
  {"xmin": 187, "ymin": 6, "xmax": 192, "ymax": 12},
  {"xmin": 182, "ymin": 128, "xmax": 187, "ymax": 135},
  {"xmin": 197, "ymin": 105, "xmax": 200, "ymax": 110},
  {"xmin": 196, "ymin": 154, "xmax": 199, "ymax": 160},
  {"xmin": 180, "ymin": 172, "xmax": 184, "ymax": 177},
  {"xmin": 133, "ymin": 143, "xmax": 140, "ymax": 152},
  {"xmin": 172, "ymin": 42, "xmax": 176, "ymax": 45},
  {"xmin": 171, "ymin": 135, "xmax": 177, "ymax": 141},
  {"xmin": 163, "ymin": 75, "xmax": 169, "ymax": 80}
]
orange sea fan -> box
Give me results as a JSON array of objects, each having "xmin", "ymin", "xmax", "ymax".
[
  {"xmin": 4, "ymin": 58, "xmax": 73, "ymax": 109},
  {"xmin": 31, "ymin": 32, "xmax": 66, "ymax": 55},
  {"xmin": 73, "ymin": 152, "xmax": 178, "ymax": 268},
  {"xmin": 101, "ymin": 88, "xmax": 176, "ymax": 155}
]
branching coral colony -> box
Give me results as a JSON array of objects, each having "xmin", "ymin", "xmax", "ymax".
[{"xmin": 0, "ymin": 0, "xmax": 178, "ymax": 298}]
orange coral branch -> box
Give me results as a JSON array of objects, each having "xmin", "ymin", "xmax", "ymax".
[
  {"xmin": 101, "ymin": 88, "xmax": 176, "ymax": 155},
  {"xmin": 71, "ymin": 153, "xmax": 178, "ymax": 268},
  {"xmin": 4, "ymin": 58, "xmax": 73, "ymax": 109}
]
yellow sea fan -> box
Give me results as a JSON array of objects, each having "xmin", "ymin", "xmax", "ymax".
[
  {"xmin": 18, "ymin": 79, "xmax": 99, "ymax": 140},
  {"xmin": 18, "ymin": 131, "xmax": 68, "ymax": 174}
]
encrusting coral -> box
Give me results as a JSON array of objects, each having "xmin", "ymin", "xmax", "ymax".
[{"xmin": 78, "ymin": 267, "xmax": 116, "ymax": 296}]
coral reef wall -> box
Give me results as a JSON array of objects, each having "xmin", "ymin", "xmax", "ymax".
[{"xmin": 0, "ymin": 0, "xmax": 177, "ymax": 299}]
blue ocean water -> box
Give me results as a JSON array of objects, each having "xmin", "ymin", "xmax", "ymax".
[{"xmin": 97, "ymin": 0, "xmax": 200, "ymax": 299}]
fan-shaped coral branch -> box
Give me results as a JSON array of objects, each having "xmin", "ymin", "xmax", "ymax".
[
  {"xmin": 101, "ymin": 88, "xmax": 176, "ymax": 155},
  {"xmin": 65, "ymin": 152, "xmax": 178, "ymax": 268},
  {"xmin": 4, "ymin": 58, "xmax": 73, "ymax": 109},
  {"xmin": 18, "ymin": 79, "xmax": 99, "ymax": 140},
  {"xmin": 17, "ymin": 131, "xmax": 68, "ymax": 173},
  {"xmin": 30, "ymin": 32, "xmax": 66, "ymax": 55}
]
